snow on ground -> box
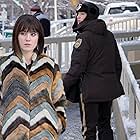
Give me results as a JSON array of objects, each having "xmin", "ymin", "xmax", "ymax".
[{"xmin": 118, "ymin": 96, "xmax": 136, "ymax": 140}]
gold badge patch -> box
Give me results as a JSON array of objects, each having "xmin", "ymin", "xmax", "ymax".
[{"xmin": 74, "ymin": 38, "xmax": 82, "ymax": 48}]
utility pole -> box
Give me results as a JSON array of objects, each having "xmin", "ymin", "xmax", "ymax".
[
  {"xmin": 1, "ymin": 4, "xmax": 7, "ymax": 38},
  {"xmin": 11, "ymin": 1, "xmax": 14, "ymax": 21},
  {"xmin": 54, "ymin": 0, "xmax": 57, "ymax": 21}
]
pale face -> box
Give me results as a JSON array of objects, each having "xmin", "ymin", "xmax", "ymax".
[
  {"xmin": 18, "ymin": 31, "xmax": 39, "ymax": 55},
  {"xmin": 77, "ymin": 12, "xmax": 87, "ymax": 24}
]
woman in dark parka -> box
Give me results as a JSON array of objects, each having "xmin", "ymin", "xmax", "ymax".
[{"xmin": 63, "ymin": 1, "xmax": 124, "ymax": 140}]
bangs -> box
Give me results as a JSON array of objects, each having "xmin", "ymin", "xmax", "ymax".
[
  {"xmin": 19, "ymin": 23, "xmax": 38, "ymax": 33},
  {"xmin": 20, "ymin": 24, "xmax": 38, "ymax": 32}
]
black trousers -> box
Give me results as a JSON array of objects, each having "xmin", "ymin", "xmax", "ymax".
[{"xmin": 79, "ymin": 98, "xmax": 114, "ymax": 140}]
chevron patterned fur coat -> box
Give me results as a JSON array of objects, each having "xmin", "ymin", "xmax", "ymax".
[{"xmin": 0, "ymin": 52, "xmax": 67, "ymax": 140}]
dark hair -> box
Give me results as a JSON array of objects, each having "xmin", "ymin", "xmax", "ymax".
[{"xmin": 12, "ymin": 14, "xmax": 44, "ymax": 58}]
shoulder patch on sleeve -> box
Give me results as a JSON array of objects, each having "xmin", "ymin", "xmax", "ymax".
[{"xmin": 74, "ymin": 38, "xmax": 82, "ymax": 48}]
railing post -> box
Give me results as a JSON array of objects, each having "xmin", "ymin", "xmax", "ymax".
[
  {"xmin": 136, "ymin": 104, "xmax": 140, "ymax": 140},
  {"xmin": 129, "ymin": 85, "xmax": 135, "ymax": 120},
  {"xmin": 64, "ymin": 42, "xmax": 70, "ymax": 71},
  {"xmin": 112, "ymin": 99, "xmax": 127, "ymax": 140},
  {"xmin": 58, "ymin": 42, "xmax": 62, "ymax": 68}
]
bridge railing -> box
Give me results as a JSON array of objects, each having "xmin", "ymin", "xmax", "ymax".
[
  {"xmin": 104, "ymin": 13, "xmax": 140, "ymax": 31},
  {"xmin": 50, "ymin": 12, "xmax": 140, "ymax": 36},
  {"xmin": 1, "ymin": 30, "xmax": 140, "ymax": 68},
  {"xmin": 113, "ymin": 42, "xmax": 140, "ymax": 140}
]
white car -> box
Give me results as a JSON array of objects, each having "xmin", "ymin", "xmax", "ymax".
[
  {"xmin": 100, "ymin": 2, "xmax": 140, "ymax": 24},
  {"xmin": 103, "ymin": 2, "xmax": 140, "ymax": 15}
]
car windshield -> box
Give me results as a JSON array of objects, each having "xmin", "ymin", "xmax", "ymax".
[{"xmin": 109, "ymin": 6, "xmax": 139, "ymax": 14}]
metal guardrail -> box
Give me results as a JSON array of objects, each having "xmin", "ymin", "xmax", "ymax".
[
  {"xmin": 1, "ymin": 30, "xmax": 140, "ymax": 66},
  {"xmin": 50, "ymin": 11, "xmax": 140, "ymax": 35},
  {"xmin": 115, "ymin": 43, "xmax": 140, "ymax": 140},
  {"xmin": 106, "ymin": 15, "xmax": 140, "ymax": 31}
]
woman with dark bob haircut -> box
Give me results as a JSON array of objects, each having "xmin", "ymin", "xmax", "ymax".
[
  {"xmin": 0, "ymin": 14, "xmax": 67, "ymax": 140},
  {"xmin": 12, "ymin": 14, "xmax": 44, "ymax": 58}
]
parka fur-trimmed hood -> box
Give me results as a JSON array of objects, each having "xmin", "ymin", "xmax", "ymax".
[
  {"xmin": 73, "ymin": 19, "xmax": 107, "ymax": 36},
  {"xmin": 73, "ymin": 1, "xmax": 100, "ymax": 31}
]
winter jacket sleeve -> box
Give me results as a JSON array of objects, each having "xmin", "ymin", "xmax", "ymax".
[
  {"xmin": 63, "ymin": 35, "xmax": 90, "ymax": 92},
  {"xmin": 51, "ymin": 64, "xmax": 67, "ymax": 134}
]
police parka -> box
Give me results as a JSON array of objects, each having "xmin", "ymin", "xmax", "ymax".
[{"xmin": 63, "ymin": 18, "xmax": 124, "ymax": 102}]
